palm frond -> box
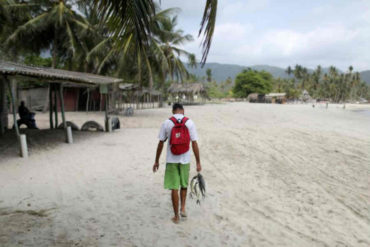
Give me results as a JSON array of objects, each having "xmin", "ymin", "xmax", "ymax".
[
  {"xmin": 5, "ymin": 12, "xmax": 49, "ymax": 45},
  {"xmin": 65, "ymin": 20, "xmax": 77, "ymax": 56},
  {"xmin": 199, "ymin": 0, "xmax": 217, "ymax": 66},
  {"xmin": 91, "ymin": 0, "xmax": 156, "ymax": 48}
]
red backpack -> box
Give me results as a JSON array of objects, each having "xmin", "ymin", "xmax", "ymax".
[{"xmin": 169, "ymin": 116, "xmax": 190, "ymax": 155}]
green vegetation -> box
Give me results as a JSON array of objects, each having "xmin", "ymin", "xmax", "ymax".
[
  {"xmin": 233, "ymin": 69, "xmax": 273, "ymax": 98},
  {"xmin": 273, "ymin": 65, "xmax": 370, "ymax": 102},
  {"xmin": 0, "ymin": 0, "xmax": 218, "ymax": 90}
]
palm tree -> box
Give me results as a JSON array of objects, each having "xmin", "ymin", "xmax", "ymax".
[
  {"xmin": 90, "ymin": 0, "xmax": 217, "ymax": 65},
  {"xmin": 153, "ymin": 14, "xmax": 196, "ymax": 82},
  {"xmin": 312, "ymin": 65, "xmax": 322, "ymax": 91},
  {"xmin": 285, "ymin": 66, "xmax": 292, "ymax": 76},
  {"xmin": 5, "ymin": 0, "xmax": 92, "ymax": 68},
  {"xmin": 0, "ymin": 0, "xmax": 34, "ymax": 58}
]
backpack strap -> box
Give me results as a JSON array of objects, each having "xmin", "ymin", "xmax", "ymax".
[
  {"xmin": 182, "ymin": 117, "xmax": 189, "ymax": 124},
  {"xmin": 169, "ymin": 116, "xmax": 188, "ymax": 125},
  {"xmin": 169, "ymin": 117, "xmax": 178, "ymax": 125}
]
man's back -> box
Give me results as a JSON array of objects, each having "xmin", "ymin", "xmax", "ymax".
[{"xmin": 158, "ymin": 113, "xmax": 198, "ymax": 164}]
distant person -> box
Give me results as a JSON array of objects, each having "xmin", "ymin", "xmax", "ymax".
[
  {"xmin": 18, "ymin": 101, "xmax": 37, "ymax": 128},
  {"xmin": 153, "ymin": 103, "xmax": 201, "ymax": 224}
]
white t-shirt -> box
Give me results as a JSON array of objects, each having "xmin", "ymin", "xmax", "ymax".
[{"xmin": 158, "ymin": 114, "xmax": 198, "ymax": 164}]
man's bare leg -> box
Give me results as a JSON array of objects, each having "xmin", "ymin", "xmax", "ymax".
[
  {"xmin": 180, "ymin": 188, "xmax": 187, "ymax": 216},
  {"xmin": 171, "ymin": 190, "xmax": 179, "ymax": 223}
]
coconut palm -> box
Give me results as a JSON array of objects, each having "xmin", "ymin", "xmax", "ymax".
[
  {"xmin": 153, "ymin": 14, "xmax": 197, "ymax": 82},
  {"xmin": 0, "ymin": 0, "xmax": 34, "ymax": 58},
  {"xmin": 5, "ymin": 0, "xmax": 92, "ymax": 68},
  {"xmin": 90, "ymin": 0, "xmax": 217, "ymax": 65},
  {"xmin": 85, "ymin": 7, "xmax": 196, "ymax": 90}
]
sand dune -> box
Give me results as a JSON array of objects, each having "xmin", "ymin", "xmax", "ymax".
[{"xmin": 0, "ymin": 103, "xmax": 369, "ymax": 246}]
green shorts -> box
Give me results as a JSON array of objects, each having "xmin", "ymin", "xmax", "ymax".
[{"xmin": 164, "ymin": 163, "xmax": 190, "ymax": 190}]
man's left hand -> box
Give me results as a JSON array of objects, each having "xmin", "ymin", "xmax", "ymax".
[{"xmin": 153, "ymin": 162, "xmax": 159, "ymax": 173}]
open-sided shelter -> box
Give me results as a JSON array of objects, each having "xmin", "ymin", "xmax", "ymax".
[
  {"xmin": 0, "ymin": 60, "xmax": 122, "ymax": 157},
  {"xmin": 168, "ymin": 83, "xmax": 206, "ymax": 104}
]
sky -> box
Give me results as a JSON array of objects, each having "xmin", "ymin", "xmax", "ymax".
[{"xmin": 160, "ymin": 0, "xmax": 370, "ymax": 71}]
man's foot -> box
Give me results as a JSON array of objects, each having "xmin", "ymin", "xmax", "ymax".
[
  {"xmin": 180, "ymin": 211, "xmax": 187, "ymax": 218},
  {"xmin": 172, "ymin": 216, "xmax": 180, "ymax": 224}
]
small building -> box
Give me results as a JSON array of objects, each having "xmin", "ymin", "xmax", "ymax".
[
  {"xmin": 168, "ymin": 83, "xmax": 207, "ymax": 105},
  {"xmin": 265, "ymin": 93, "xmax": 287, "ymax": 104},
  {"xmin": 247, "ymin": 93, "xmax": 265, "ymax": 103},
  {"xmin": 116, "ymin": 83, "xmax": 162, "ymax": 111},
  {"xmin": 18, "ymin": 86, "xmax": 104, "ymax": 112},
  {"xmin": 300, "ymin": 90, "xmax": 311, "ymax": 102},
  {"xmin": 247, "ymin": 92, "xmax": 286, "ymax": 104}
]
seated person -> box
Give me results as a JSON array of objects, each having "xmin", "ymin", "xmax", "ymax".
[{"xmin": 17, "ymin": 101, "xmax": 37, "ymax": 128}]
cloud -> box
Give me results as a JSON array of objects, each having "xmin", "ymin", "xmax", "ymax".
[{"xmin": 161, "ymin": 0, "xmax": 370, "ymax": 71}]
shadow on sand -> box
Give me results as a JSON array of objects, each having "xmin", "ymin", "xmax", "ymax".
[{"xmin": 0, "ymin": 128, "xmax": 105, "ymax": 160}]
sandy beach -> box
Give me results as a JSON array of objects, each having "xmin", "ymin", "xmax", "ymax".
[{"xmin": 0, "ymin": 103, "xmax": 370, "ymax": 246}]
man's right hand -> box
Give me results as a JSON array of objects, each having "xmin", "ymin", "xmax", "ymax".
[
  {"xmin": 153, "ymin": 162, "xmax": 159, "ymax": 173},
  {"xmin": 196, "ymin": 162, "xmax": 202, "ymax": 172}
]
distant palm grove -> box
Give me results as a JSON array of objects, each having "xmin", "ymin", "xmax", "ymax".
[
  {"xmin": 0, "ymin": 0, "xmax": 217, "ymax": 93},
  {"xmin": 276, "ymin": 65, "xmax": 369, "ymax": 102},
  {"xmin": 204, "ymin": 64, "xmax": 370, "ymax": 102}
]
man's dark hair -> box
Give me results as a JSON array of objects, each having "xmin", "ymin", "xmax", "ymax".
[{"xmin": 172, "ymin": 103, "xmax": 184, "ymax": 112}]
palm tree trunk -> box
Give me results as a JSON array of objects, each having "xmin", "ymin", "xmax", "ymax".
[
  {"xmin": 159, "ymin": 71, "xmax": 168, "ymax": 107},
  {"xmin": 45, "ymin": 34, "xmax": 57, "ymax": 114}
]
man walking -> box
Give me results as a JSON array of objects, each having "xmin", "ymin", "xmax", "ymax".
[{"xmin": 153, "ymin": 103, "xmax": 201, "ymax": 224}]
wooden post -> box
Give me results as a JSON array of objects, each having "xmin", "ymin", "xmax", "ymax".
[
  {"xmin": 66, "ymin": 126, "xmax": 73, "ymax": 144},
  {"xmin": 49, "ymin": 85, "xmax": 54, "ymax": 129},
  {"xmin": 86, "ymin": 88, "xmax": 89, "ymax": 113},
  {"xmin": 99, "ymin": 93, "xmax": 102, "ymax": 111},
  {"xmin": 19, "ymin": 134, "xmax": 28, "ymax": 158},
  {"xmin": 104, "ymin": 93, "xmax": 109, "ymax": 131},
  {"xmin": 5, "ymin": 76, "xmax": 27, "ymax": 157},
  {"xmin": 58, "ymin": 84, "xmax": 67, "ymax": 129},
  {"xmin": 5, "ymin": 76, "xmax": 19, "ymax": 137},
  {"xmin": 53, "ymin": 84, "xmax": 58, "ymax": 128},
  {"xmin": 58, "ymin": 84, "xmax": 72, "ymax": 144},
  {"xmin": 0, "ymin": 78, "xmax": 8, "ymax": 135},
  {"xmin": 75, "ymin": 88, "xmax": 80, "ymax": 111}
]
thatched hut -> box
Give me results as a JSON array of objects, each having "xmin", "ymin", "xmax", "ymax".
[
  {"xmin": 247, "ymin": 93, "xmax": 265, "ymax": 103},
  {"xmin": 265, "ymin": 93, "xmax": 287, "ymax": 104},
  {"xmin": 247, "ymin": 92, "xmax": 286, "ymax": 104},
  {"xmin": 116, "ymin": 83, "xmax": 162, "ymax": 111},
  {"xmin": 168, "ymin": 83, "xmax": 206, "ymax": 104},
  {"xmin": 300, "ymin": 90, "xmax": 311, "ymax": 102}
]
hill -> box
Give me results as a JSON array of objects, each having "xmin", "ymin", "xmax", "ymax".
[
  {"xmin": 186, "ymin": 63, "xmax": 370, "ymax": 84},
  {"xmin": 186, "ymin": 63, "xmax": 292, "ymax": 82},
  {"xmin": 360, "ymin": 71, "xmax": 370, "ymax": 85}
]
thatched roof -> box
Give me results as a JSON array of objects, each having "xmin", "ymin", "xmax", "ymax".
[
  {"xmin": 168, "ymin": 83, "xmax": 205, "ymax": 94},
  {"xmin": 0, "ymin": 60, "xmax": 122, "ymax": 85},
  {"xmin": 265, "ymin": 93, "xmax": 286, "ymax": 98},
  {"xmin": 134, "ymin": 88, "xmax": 161, "ymax": 96},
  {"xmin": 119, "ymin": 83, "xmax": 140, "ymax": 91}
]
